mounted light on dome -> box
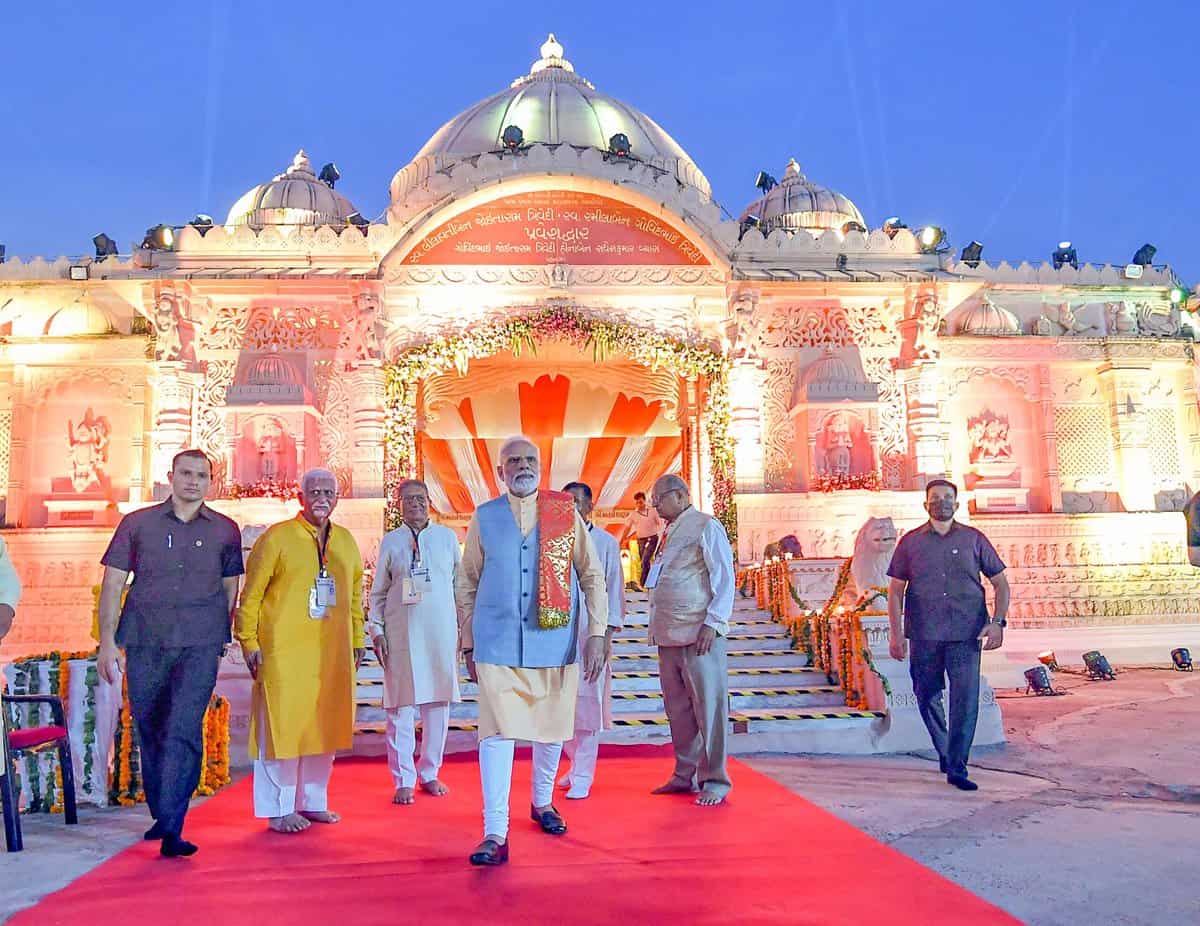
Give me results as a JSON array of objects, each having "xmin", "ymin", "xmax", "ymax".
[
  {"xmin": 1131, "ymin": 243, "xmax": 1157, "ymax": 266},
  {"xmin": 501, "ymin": 125, "xmax": 525, "ymax": 151},
  {"xmin": 841, "ymin": 220, "xmax": 866, "ymax": 235},
  {"xmin": 189, "ymin": 214, "xmax": 214, "ymax": 237},
  {"xmin": 1169, "ymin": 285, "xmax": 1186, "ymax": 305},
  {"xmin": 882, "ymin": 216, "xmax": 907, "ymax": 238},
  {"xmin": 93, "ymin": 233, "xmax": 119, "ymax": 260},
  {"xmin": 608, "ymin": 133, "xmax": 631, "ymax": 157},
  {"xmin": 755, "ymin": 171, "xmax": 777, "ymax": 194},
  {"xmin": 140, "ymin": 224, "xmax": 175, "ymax": 251},
  {"xmin": 345, "ymin": 212, "xmax": 370, "ymax": 236},
  {"xmin": 917, "ymin": 225, "xmax": 947, "ymax": 254},
  {"xmin": 1052, "ymin": 240, "xmax": 1078, "ymax": 270},
  {"xmin": 318, "ymin": 163, "xmax": 341, "ymax": 189},
  {"xmin": 738, "ymin": 214, "xmax": 760, "ymax": 241},
  {"xmin": 960, "ymin": 240, "xmax": 984, "ymax": 267}
]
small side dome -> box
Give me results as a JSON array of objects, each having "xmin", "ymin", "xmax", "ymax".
[
  {"xmin": 741, "ymin": 160, "xmax": 865, "ymax": 236},
  {"xmin": 44, "ymin": 300, "xmax": 115, "ymax": 337},
  {"xmin": 800, "ymin": 349, "xmax": 879, "ymax": 402},
  {"xmin": 957, "ymin": 296, "xmax": 1021, "ymax": 336},
  {"xmin": 245, "ymin": 354, "xmax": 299, "ymax": 387},
  {"xmin": 225, "ymin": 150, "xmax": 359, "ymax": 228}
]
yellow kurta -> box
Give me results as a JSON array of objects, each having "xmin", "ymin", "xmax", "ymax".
[
  {"xmin": 236, "ymin": 514, "xmax": 364, "ymax": 760},
  {"xmin": 455, "ymin": 491, "xmax": 608, "ymax": 742}
]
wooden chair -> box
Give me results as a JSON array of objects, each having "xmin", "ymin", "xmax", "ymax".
[{"xmin": 2, "ymin": 692, "xmax": 78, "ymax": 852}]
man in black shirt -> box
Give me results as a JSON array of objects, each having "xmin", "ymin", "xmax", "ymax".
[
  {"xmin": 97, "ymin": 450, "xmax": 243, "ymax": 857},
  {"xmin": 887, "ymin": 479, "xmax": 1009, "ymax": 791}
]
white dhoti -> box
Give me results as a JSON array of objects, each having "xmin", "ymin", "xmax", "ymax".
[
  {"xmin": 252, "ymin": 705, "xmax": 335, "ymax": 817},
  {"xmin": 385, "ymin": 702, "xmax": 449, "ymax": 788}
]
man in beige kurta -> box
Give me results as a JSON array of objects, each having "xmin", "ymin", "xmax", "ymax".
[
  {"xmin": 646, "ymin": 474, "xmax": 735, "ymax": 805},
  {"xmin": 455, "ymin": 436, "xmax": 609, "ymax": 866}
]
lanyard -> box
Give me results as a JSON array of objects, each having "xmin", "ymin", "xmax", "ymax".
[
  {"xmin": 407, "ymin": 522, "xmax": 427, "ymax": 568},
  {"xmin": 314, "ymin": 525, "xmax": 331, "ymax": 577}
]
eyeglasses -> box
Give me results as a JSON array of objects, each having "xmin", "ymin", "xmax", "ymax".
[
  {"xmin": 305, "ymin": 488, "xmax": 337, "ymax": 498},
  {"xmin": 649, "ymin": 490, "xmax": 682, "ymax": 505}
]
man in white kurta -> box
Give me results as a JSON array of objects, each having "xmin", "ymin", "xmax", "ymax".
[
  {"xmin": 369, "ymin": 479, "xmax": 461, "ymax": 805},
  {"xmin": 559, "ymin": 481, "xmax": 624, "ymax": 799},
  {"xmin": 455, "ymin": 436, "xmax": 609, "ymax": 867},
  {"xmin": 0, "ymin": 537, "xmax": 22, "ymax": 793}
]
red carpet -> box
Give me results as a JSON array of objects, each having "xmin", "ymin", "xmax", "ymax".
[{"xmin": 11, "ymin": 747, "xmax": 1020, "ymax": 926}]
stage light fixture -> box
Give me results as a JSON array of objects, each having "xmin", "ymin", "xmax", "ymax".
[
  {"xmin": 738, "ymin": 214, "xmax": 760, "ymax": 241},
  {"xmin": 1082, "ymin": 650, "xmax": 1116, "ymax": 680},
  {"xmin": 841, "ymin": 220, "xmax": 867, "ymax": 235},
  {"xmin": 140, "ymin": 224, "xmax": 175, "ymax": 251},
  {"xmin": 1037, "ymin": 650, "xmax": 1059, "ymax": 671},
  {"xmin": 345, "ymin": 212, "xmax": 370, "ymax": 235},
  {"xmin": 836, "ymin": 253, "xmax": 848, "ymax": 271},
  {"xmin": 1024, "ymin": 665, "xmax": 1056, "ymax": 695},
  {"xmin": 69, "ymin": 265, "xmax": 88, "ymax": 281},
  {"xmin": 917, "ymin": 225, "xmax": 947, "ymax": 253},
  {"xmin": 882, "ymin": 216, "xmax": 907, "ymax": 238},
  {"xmin": 0, "ymin": 244, "xmax": 5, "ymax": 264},
  {"xmin": 1052, "ymin": 241, "xmax": 1078, "ymax": 270},
  {"xmin": 189, "ymin": 214, "xmax": 214, "ymax": 237},
  {"xmin": 318, "ymin": 163, "xmax": 341, "ymax": 188},
  {"xmin": 960, "ymin": 240, "xmax": 984, "ymax": 267},
  {"xmin": 1131, "ymin": 243, "xmax": 1157, "ymax": 266},
  {"xmin": 1169, "ymin": 285, "xmax": 1186, "ymax": 305},
  {"xmin": 755, "ymin": 171, "xmax": 777, "ymax": 194},
  {"xmin": 501, "ymin": 125, "xmax": 525, "ymax": 150},
  {"xmin": 93, "ymin": 233, "xmax": 119, "ymax": 259},
  {"xmin": 1171, "ymin": 647, "xmax": 1193, "ymax": 671},
  {"xmin": 608, "ymin": 133, "xmax": 631, "ymax": 157}
]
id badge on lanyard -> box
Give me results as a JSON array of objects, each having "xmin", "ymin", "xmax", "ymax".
[
  {"xmin": 310, "ymin": 531, "xmax": 337, "ymax": 618},
  {"xmin": 402, "ymin": 527, "xmax": 432, "ymax": 604},
  {"xmin": 644, "ymin": 560, "xmax": 663, "ymax": 589}
]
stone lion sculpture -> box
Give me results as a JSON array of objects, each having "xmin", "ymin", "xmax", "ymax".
[{"xmin": 849, "ymin": 516, "xmax": 898, "ymax": 609}]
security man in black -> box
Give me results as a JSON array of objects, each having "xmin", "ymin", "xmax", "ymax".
[{"xmin": 98, "ymin": 450, "xmax": 243, "ymax": 857}]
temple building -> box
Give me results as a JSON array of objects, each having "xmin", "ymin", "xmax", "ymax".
[{"xmin": 0, "ymin": 34, "xmax": 1196, "ymax": 670}]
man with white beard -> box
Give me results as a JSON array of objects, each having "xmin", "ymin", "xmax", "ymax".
[{"xmin": 455, "ymin": 436, "xmax": 609, "ymax": 866}]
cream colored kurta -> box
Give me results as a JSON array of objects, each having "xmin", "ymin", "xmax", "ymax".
[
  {"xmin": 368, "ymin": 521, "xmax": 461, "ymax": 709},
  {"xmin": 236, "ymin": 514, "xmax": 364, "ymax": 760},
  {"xmin": 455, "ymin": 491, "xmax": 608, "ymax": 742},
  {"xmin": 575, "ymin": 524, "xmax": 624, "ymax": 732}
]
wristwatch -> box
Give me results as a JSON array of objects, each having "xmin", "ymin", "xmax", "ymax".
[{"xmin": 987, "ymin": 617, "xmax": 1007, "ymax": 628}]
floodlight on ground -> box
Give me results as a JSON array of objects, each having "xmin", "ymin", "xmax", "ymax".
[
  {"xmin": 960, "ymin": 240, "xmax": 984, "ymax": 267},
  {"xmin": 1024, "ymin": 665, "xmax": 1056, "ymax": 695},
  {"xmin": 882, "ymin": 216, "xmax": 907, "ymax": 238},
  {"xmin": 93, "ymin": 233, "xmax": 119, "ymax": 259},
  {"xmin": 608, "ymin": 133, "xmax": 631, "ymax": 157},
  {"xmin": 1052, "ymin": 241, "xmax": 1078, "ymax": 270},
  {"xmin": 1037, "ymin": 650, "xmax": 1059, "ymax": 671},
  {"xmin": 842, "ymin": 220, "xmax": 867, "ymax": 235},
  {"xmin": 1171, "ymin": 647, "xmax": 1193, "ymax": 671},
  {"xmin": 140, "ymin": 224, "xmax": 175, "ymax": 251},
  {"xmin": 755, "ymin": 171, "xmax": 777, "ymax": 194},
  {"xmin": 501, "ymin": 125, "xmax": 524, "ymax": 150},
  {"xmin": 1082, "ymin": 650, "xmax": 1116, "ymax": 680},
  {"xmin": 917, "ymin": 225, "xmax": 947, "ymax": 253},
  {"xmin": 1131, "ymin": 243, "xmax": 1157, "ymax": 265},
  {"xmin": 318, "ymin": 163, "xmax": 340, "ymax": 188}
]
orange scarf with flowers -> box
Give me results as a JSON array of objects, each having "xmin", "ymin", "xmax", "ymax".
[{"xmin": 537, "ymin": 489, "xmax": 576, "ymax": 629}]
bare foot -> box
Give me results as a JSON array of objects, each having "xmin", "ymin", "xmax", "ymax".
[
  {"xmin": 695, "ymin": 791, "xmax": 726, "ymax": 806},
  {"xmin": 299, "ymin": 810, "xmax": 341, "ymax": 824},
  {"xmin": 268, "ymin": 813, "xmax": 311, "ymax": 834},
  {"xmin": 393, "ymin": 787, "xmax": 415, "ymax": 805},
  {"xmin": 420, "ymin": 779, "xmax": 449, "ymax": 797},
  {"xmin": 651, "ymin": 779, "xmax": 698, "ymax": 795}
]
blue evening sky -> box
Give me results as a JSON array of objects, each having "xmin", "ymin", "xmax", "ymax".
[{"xmin": 1, "ymin": 0, "xmax": 1196, "ymax": 285}]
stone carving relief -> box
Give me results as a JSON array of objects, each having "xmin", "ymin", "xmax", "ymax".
[
  {"xmin": 967, "ymin": 409, "xmax": 1012, "ymax": 463},
  {"xmin": 320, "ymin": 369, "xmax": 352, "ymax": 484},
  {"xmin": 761, "ymin": 304, "xmax": 897, "ymax": 350},
  {"xmin": 65, "ymin": 408, "xmax": 111, "ymax": 493},
  {"xmin": 1033, "ymin": 302, "xmax": 1096, "ymax": 336},
  {"xmin": 200, "ymin": 305, "xmax": 348, "ymax": 353},
  {"xmin": 386, "ymin": 265, "xmax": 725, "ymax": 288},
  {"xmin": 153, "ymin": 292, "xmax": 192, "ymax": 362},
  {"xmin": 911, "ymin": 296, "xmax": 941, "ymax": 360},
  {"xmin": 761, "ymin": 359, "xmax": 796, "ymax": 490},
  {"xmin": 862, "ymin": 355, "xmax": 905, "ymax": 488},
  {"xmin": 195, "ymin": 359, "xmax": 237, "ymax": 491},
  {"xmin": 346, "ymin": 294, "xmax": 381, "ymax": 361},
  {"xmin": 1106, "ymin": 301, "xmax": 1138, "ymax": 336},
  {"xmin": 1135, "ymin": 301, "xmax": 1181, "ymax": 337}
]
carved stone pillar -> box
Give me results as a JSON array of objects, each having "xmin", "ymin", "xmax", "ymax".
[
  {"xmin": 1037, "ymin": 364, "xmax": 1064, "ymax": 512},
  {"xmin": 728, "ymin": 359, "xmax": 766, "ymax": 492},
  {"xmin": 6, "ymin": 367, "xmax": 30, "ymax": 526},
  {"xmin": 1183, "ymin": 363, "xmax": 1200, "ymax": 489},
  {"xmin": 350, "ymin": 363, "xmax": 386, "ymax": 497},
  {"xmin": 901, "ymin": 363, "xmax": 948, "ymax": 489},
  {"xmin": 1098, "ymin": 363, "xmax": 1154, "ymax": 511},
  {"xmin": 151, "ymin": 362, "xmax": 198, "ymax": 498}
]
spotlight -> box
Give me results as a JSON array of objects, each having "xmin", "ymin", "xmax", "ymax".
[
  {"xmin": 1169, "ymin": 285, "xmax": 1186, "ymax": 305},
  {"xmin": 1131, "ymin": 243, "xmax": 1157, "ymax": 266},
  {"xmin": 1024, "ymin": 665, "xmax": 1056, "ymax": 695},
  {"xmin": 835, "ymin": 253, "xmax": 848, "ymax": 271},
  {"xmin": 917, "ymin": 225, "xmax": 947, "ymax": 253},
  {"xmin": 1171, "ymin": 647, "xmax": 1193, "ymax": 671},
  {"xmin": 960, "ymin": 240, "xmax": 984, "ymax": 267},
  {"xmin": 93, "ymin": 233, "xmax": 119, "ymax": 259},
  {"xmin": 608, "ymin": 133, "xmax": 631, "ymax": 157},
  {"xmin": 1052, "ymin": 240, "xmax": 1078, "ymax": 270},
  {"xmin": 841, "ymin": 220, "xmax": 867, "ymax": 235},
  {"xmin": 738, "ymin": 214, "xmax": 760, "ymax": 241},
  {"xmin": 318, "ymin": 163, "xmax": 341, "ymax": 188},
  {"xmin": 189, "ymin": 214, "xmax": 214, "ymax": 237},
  {"xmin": 501, "ymin": 125, "xmax": 524, "ymax": 150},
  {"xmin": 1081, "ymin": 650, "xmax": 1115, "ymax": 680},
  {"xmin": 140, "ymin": 224, "xmax": 175, "ymax": 251},
  {"xmin": 0, "ymin": 244, "xmax": 5, "ymax": 264},
  {"xmin": 345, "ymin": 212, "xmax": 370, "ymax": 235},
  {"xmin": 755, "ymin": 171, "xmax": 777, "ymax": 194},
  {"xmin": 882, "ymin": 216, "xmax": 907, "ymax": 238},
  {"xmin": 69, "ymin": 265, "xmax": 88, "ymax": 281},
  {"xmin": 1037, "ymin": 650, "xmax": 1059, "ymax": 671}
]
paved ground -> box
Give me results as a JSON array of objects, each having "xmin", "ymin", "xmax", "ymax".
[{"xmin": 3, "ymin": 668, "xmax": 1198, "ymax": 924}]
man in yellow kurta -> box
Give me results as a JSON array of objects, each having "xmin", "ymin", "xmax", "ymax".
[
  {"xmin": 235, "ymin": 468, "xmax": 364, "ymax": 834},
  {"xmin": 455, "ymin": 436, "xmax": 609, "ymax": 866}
]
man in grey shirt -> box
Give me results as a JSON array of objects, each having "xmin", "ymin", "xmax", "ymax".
[{"xmin": 887, "ymin": 479, "xmax": 1009, "ymax": 791}]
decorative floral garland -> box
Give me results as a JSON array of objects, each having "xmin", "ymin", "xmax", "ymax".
[
  {"xmin": 381, "ymin": 304, "xmax": 736, "ymax": 540},
  {"xmin": 811, "ymin": 472, "xmax": 883, "ymax": 493}
]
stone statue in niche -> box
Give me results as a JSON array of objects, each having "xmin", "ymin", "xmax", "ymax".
[
  {"xmin": 1106, "ymin": 300, "xmax": 1138, "ymax": 336},
  {"xmin": 824, "ymin": 412, "xmax": 853, "ymax": 476},
  {"xmin": 1135, "ymin": 301, "xmax": 1181, "ymax": 337},
  {"xmin": 67, "ymin": 408, "xmax": 111, "ymax": 493},
  {"xmin": 967, "ymin": 410, "xmax": 1012, "ymax": 463},
  {"xmin": 848, "ymin": 517, "xmax": 897, "ymax": 609},
  {"xmin": 256, "ymin": 417, "xmax": 287, "ymax": 481},
  {"xmin": 912, "ymin": 297, "xmax": 941, "ymax": 360},
  {"xmin": 352, "ymin": 293, "xmax": 381, "ymax": 361},
  {"xmin": 153, "ymin": 292, "xmax": 195, "ymax": 362}
]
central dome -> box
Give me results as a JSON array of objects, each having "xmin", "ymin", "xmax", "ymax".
[{"xmin": 410, "ymin": 35, "xmax": 711, "ymax": 198}]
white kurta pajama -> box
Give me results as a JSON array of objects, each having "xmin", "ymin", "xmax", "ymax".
[
  {"xmin": 561, "ymin": 525, "xmax": 624, "ymax": 797},
  {"xmin": 368, "ymin": 522, "xmax": 462, "ymax": 789}
]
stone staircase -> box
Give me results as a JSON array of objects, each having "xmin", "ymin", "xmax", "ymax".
[{"xmin": 352, "ymin": 590, "xmax": 884, "ymax": 755}]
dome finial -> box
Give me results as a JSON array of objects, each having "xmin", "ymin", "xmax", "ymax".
[
  {"xmin": 541, "ymin": 33, "xmax": 562, "ymax": 59},
  {"xmin": 785, "ymin": 158, "xmax": 803, "ymax": 179},
  {"xmin": 531, "ymin": 32, "xmax": 574, "ymax": 74}
]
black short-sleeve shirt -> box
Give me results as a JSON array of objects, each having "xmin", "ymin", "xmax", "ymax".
[
  {"xmin": 887, "ymin": 521, "xmax": 1006, "ymax": 642},
  {"xmin": 101, "ymin": 500, "xmax": 244, "ymax": 647}
]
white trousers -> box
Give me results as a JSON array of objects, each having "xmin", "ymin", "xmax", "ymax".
[
  {"xmin": 385, "ymin": 702, "xmax": 449, "ymax": 788},
  {"xmin": 253, "ymin": 751, "xmax": 335, "ymax": 818},
  {"xmin": 563, "ymin": 729, "xmax": 601, "ymax": 790},
  {"xmin": 478, "ymin": 736, "xmax": 562, "ymax": 839}
]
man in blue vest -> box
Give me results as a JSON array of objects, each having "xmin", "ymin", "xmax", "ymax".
[{"xmin": 455, "ymin": 436, "xmax": 609, "ymax": 866}]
